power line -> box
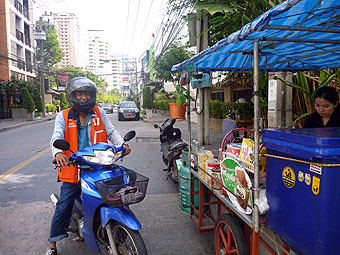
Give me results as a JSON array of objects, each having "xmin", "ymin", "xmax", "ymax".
[
  {"xmin": 127, "ymin": 0, "xmax": 141, "ymax": 55},
  {"xmin": 136, "ymin": 0, "xmax": 154, "ymax": 49},
  {"xmin": 0, "ymin": 0, "xmax": 66, "ymax": 17},
  {"xmin": 123, "ymin": 0, "xmax": 131, "ymax": 54}
]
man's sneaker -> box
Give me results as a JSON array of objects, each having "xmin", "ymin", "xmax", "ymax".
[{"xmin": 45, "ymin": 248, "xmax": 57, "ymax": 255}]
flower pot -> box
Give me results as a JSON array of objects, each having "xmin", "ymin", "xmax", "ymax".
[
  {"xmin": 27, "ymin": 111, "xmax": 34, "ymax": 121},
  {"xmin": 146, "ymin": 109, "xmax": 153, "ymax": 119},
  {"xmin": 169, "ymin": 103, "xmax": 187, "ymax": 119},
  {"xmin": 11, "ymin": 108, "xmax": 27, "ymax": 120}
]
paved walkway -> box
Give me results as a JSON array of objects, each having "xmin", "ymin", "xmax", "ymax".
[{"xmin": 0, "ymin": 114, "xmax": 57, "ymax": 133}]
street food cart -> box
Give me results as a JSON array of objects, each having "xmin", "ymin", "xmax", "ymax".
[{"xmin": 172, "ymin": 0, "xmax": 340, "ymax": 254}]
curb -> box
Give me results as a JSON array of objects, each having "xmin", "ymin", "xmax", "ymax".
[{"xmin": 140, "ymin": 116, "xmax": 187, "ymax": 124}]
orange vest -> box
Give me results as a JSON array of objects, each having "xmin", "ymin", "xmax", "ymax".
[{"xmin": 59, "ymin": 106, "xmax": 108, "ymax": 183}]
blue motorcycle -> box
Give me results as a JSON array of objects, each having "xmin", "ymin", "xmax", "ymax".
[{"xmin": 51, "ymin": 130, "xmax": 149, "ymax": 255}]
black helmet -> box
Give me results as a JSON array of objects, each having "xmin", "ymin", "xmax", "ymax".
[{"xmin": 66, "ymin": 77, "xmax": 97, "ymax": 113}]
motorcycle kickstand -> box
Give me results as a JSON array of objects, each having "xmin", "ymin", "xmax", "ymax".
[{"xmin": 105, "ymin": 224, "xmax": 118, "ymax": 255}]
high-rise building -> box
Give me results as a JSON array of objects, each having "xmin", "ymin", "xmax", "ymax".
[
  {"xmin": 0, "ymin": 0, "xmax": 36, "ymax": 82},
  {"xmin": 53, "ymin": 12, "xmax": 79, "ymax": 67},
  {"xmin": 85, "ymin": 30, "xmax": 109, "ymax": 72}
]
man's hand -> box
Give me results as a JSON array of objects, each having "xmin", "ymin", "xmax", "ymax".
[
  {"xmin": 55, "ymin": 152, "xmax": 69, "ymax": 168},
  {"xmin": 123, "ymin": 144, "xmax": 131, "ymax": 156}
]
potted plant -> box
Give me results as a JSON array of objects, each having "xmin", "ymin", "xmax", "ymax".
[
  {"xmin": 169, "ymin": 85, "xmax": 193, "ymax": 119},
  {"xmin": 20, "ymin": 87, "xmax": 35, "ymax": 120},
  {"xmin": 142, "ymin": 87, "xmax": 153, "ymax": 119}
]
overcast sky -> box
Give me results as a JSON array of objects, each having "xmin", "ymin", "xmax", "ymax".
[{"xmin": 34, "ymin": 0, "xmax": 167, "ymax": 59}]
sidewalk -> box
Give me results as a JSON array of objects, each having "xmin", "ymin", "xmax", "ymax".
[
  {"xmin": 141, "ymin": 113, "xmax": 223, "ymax": 156},
  {"xmin": 0, "ymin": 114, "xmax": 56, "ymax": 133}
]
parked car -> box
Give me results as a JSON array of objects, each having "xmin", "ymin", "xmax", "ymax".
[
  {"xmin": 101, "ymin": 103, "xmax": 113, "ymax": 113},
  {"xmin": 97, "ymin": 102, "xmax": 104, "ymax": 107},
  {"xmin": 118, "ymin": 101, "xmax": 140, "ymax": 121}
]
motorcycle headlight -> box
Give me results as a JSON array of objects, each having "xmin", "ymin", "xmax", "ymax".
[{"xmin": 83, "ymin": 148, "xmax": 122, "ymax": 165}]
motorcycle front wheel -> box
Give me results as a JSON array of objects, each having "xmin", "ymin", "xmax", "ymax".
[{"xmin": 107, "ymin": 222, "xmax": 148, "ymax": 255}]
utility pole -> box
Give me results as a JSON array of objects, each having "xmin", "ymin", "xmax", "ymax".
[
  {"xmin": 135, "ymin": 58, "xmax": 138, "ymax": 99},
  {"xmin": 34, "ymin": 16, "xmax": 47, "ymax": 117},
  {"xmin": 196, "ymin": 15, "xmax": 210, "ymax": 146}
]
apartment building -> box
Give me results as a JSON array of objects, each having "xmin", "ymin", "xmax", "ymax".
[
  {"xmin": 53, "ymin": 12, "xmax": 79, "ymax": 67},
  {"xmin": 0, "ymin": 0, "xmax": 36, "ymax": 82},
  {"xmin": 85, "ymin": 30, "xmax": 109, "ymax": 72},
  {"xmin": 0, "ymin": 0, "xmax": 36, "ymax": 119}
]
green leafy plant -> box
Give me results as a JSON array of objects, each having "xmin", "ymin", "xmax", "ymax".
[
  {"xmin": 20, "ymin": 87, "xmax": 35, "ymax": 113},
  {"xmin": 274, "ymin": 69, "xmax": 339, "ymax": 126},
  {"xmin": 46, "ymin": 104, "xmax": 56, "ymax": 113},
  {"xmin": 171, "ymin": 85, "xmax": 193, "ymax": 107},
  {"xmin": 142, "ymin": 87, "xmax": 153, "ymax": 109},
  {"xmin": 32, "ymin": 88, "xmax": 43, "ymax": 112},
  {"xmin": 209, "ymin": 100, "xmax": 224, "ymax": 118},
  {"xmin": 60, "ymin": 92, "xmax": 69, "ymax": 109},
  {"xmin": 209, "ymin": 100, "xmax": 253, "ymax": 120},
  {"xmin": 153, "ymin": 99, "xmax": 174, "ymax": 110}
]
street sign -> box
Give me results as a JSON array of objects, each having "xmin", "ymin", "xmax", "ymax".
[
  {"xmin": 34, "ymin": 29, "xmax": 46, "ymax": 40},
  {"xmin": 57, "ymin": 72, "xmax": 68, "ymax": 82}
]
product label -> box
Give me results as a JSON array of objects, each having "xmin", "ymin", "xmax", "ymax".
[
  {"xmin": 305, "ymin": 173, "xmax": 311, "ymax": 186},
  {"xmin": 310, "ymin": 164, "xmax": 322, "ymax": 175},
  {"xmin": 298, "ymin": 171, "xmax": 304, "ymax": 182},
  {"xmin": 312, "ymin": 175, "xmax": 320, "ymax": 195},
  {"xmin": 220, "ymin": 157, "xmax": 253, "ymax": 214},
  {"xmin": 282, "ymin": 167, "xmax": 296, "ymax": 188}
]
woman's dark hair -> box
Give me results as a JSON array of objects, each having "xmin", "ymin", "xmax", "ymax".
[{"xmin": 314, "ymin": 86, "xmax": 339, "ymax": 105}]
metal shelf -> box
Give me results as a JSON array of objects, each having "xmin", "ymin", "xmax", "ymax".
[{"xmin": 190, "ymin": 168, "xmax": 253, "ymax": 227}]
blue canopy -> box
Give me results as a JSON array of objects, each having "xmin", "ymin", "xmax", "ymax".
[{"xmin": 172, "ymin": 0, "xmax": 340, "ymax": 72}]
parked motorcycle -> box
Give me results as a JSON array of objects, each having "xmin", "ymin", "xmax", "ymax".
[
  {"xmin": 51, "ymin": 130, "xmax": 149, "ymax": 255},
  {"xmin": 154, "ymin": 118, "xmax": 187, "ymax": 183}
]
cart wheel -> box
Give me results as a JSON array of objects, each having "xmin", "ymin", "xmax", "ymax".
[{"xmin": 214, "ymin": 213, "xmax": 248, "ymax": 255}]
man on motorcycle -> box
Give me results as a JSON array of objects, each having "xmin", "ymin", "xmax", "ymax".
[{"xmin": 46, "ymin": 77, "xmax": 131, "ymax": 255}]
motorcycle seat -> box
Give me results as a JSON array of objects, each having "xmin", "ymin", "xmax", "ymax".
[{"xmin": 169, "ymin": 140, "xmax": 187, "ymax": 151}]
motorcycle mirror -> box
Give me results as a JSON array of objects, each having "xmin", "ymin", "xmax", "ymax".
[
  {"xmin": 124, "ymin": 130, "xmax": 136, "ymax": 142},
  {"xmin": 154, "ymin": 124, "xmax": 159, "ymax": 129},
  {"xmin": 53, "ymin": 139, "xmax": 70, "ymax": 151}
]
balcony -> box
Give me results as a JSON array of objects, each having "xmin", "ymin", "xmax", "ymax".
[
  {"xmin": 25, "ymin": 35, "xmax": 31, "ymax": 47},
  {"xmin": 15, "ymin": 0, "xmax": 23, "ymax": 13},
  {"xmin": 23, "ymin": 7, "xmax": 29, "ymax": 20},
  {"xmin": 17, "ymin": 58, "xmax": 25, "ymax": 70},
  {"xmin": 26, "ymin": 62, "xmax": 33, "ymax": 73},
  {"xmin": 16, "ymin": 29, "xmax": 24, "ymax": 43}
]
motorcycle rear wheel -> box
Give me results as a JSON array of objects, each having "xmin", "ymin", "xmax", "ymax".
[{"xmin": 107, "ymin": 222, "xmax": 148, "ymax": 255}]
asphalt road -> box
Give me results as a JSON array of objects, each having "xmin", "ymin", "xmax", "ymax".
[{"xmin": 0, "ymin": 112, "xmax": 214, "ymax": 255}]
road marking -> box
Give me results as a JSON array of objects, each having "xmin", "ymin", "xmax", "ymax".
[{"xmin": 0, "ymin": 147, "xmax": 50, "ymax": 183}]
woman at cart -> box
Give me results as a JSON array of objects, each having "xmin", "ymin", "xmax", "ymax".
[{"xmin": 304, "ymin": 86, "xmax": 340, "ymax": 128}]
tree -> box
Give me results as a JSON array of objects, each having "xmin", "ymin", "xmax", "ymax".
[
  {"xmin": 174, "ymin": 0, "xmax": 282, "ymax": 45},
  {"xmin": 60, "ymin": 92, "xmax": 69, "ymax": 109},
  {"xmin": 54, "ymin": 66, "xmax": 108, "ymax": 93},
  {"xmin": 35, "ymin": 22, "xmax": 63, "ymax": 72},
  {"xmin": 20, "ymin": 87, "xmax": 35, "ymax": 113},
  {"xmin": 32, "ymin": 88, "xmax": 43, "ymax": 112},
  {"xmin": 153, "ymin": 42, "xmax": 192, "ymax": 84}
]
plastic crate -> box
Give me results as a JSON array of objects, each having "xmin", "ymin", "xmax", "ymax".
[{"xmin": 95, "ymin": 172, "xmax": 149, "ymax": 207}]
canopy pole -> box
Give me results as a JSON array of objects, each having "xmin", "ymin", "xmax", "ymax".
[
  {"xmin": 253, "ymin": 39, "xmax": 260, "ymax": 234},
  {"xmin": 187, "ymin": 80, "xmax": 192, "ymax": 171}
]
